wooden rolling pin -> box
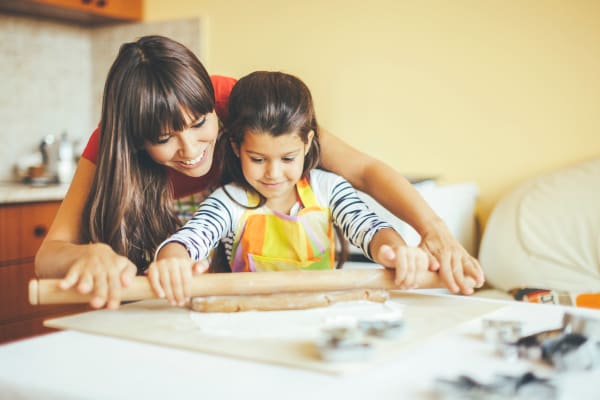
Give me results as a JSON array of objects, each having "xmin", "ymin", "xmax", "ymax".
[{"xmin": 29, "ymin": 269, "xmax": 438, "ymax": 305}]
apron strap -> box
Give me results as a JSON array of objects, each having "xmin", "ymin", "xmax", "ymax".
[{"xmin": 296, "ymin": 177, "xmax": 319, "ymax": 208}]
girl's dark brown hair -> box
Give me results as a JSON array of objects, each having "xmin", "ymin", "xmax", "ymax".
[
  {"xmin": 219, "ymin": 71, "xmax": 347, "ymax": 268},
  {"xmin": 81, "ymin": 35, "xmax": 215, "ymax": 272},
  {"xmin": 221, "ymin": 71, "xmax": 320, "ymax": 199}
]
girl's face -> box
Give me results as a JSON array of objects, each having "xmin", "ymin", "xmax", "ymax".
[
  {"xmin": 233, "ymin": 130, "xmax": 313, "ymax": 209},
  {"xmin": 144, "ymin": 111, "xmax": 219, "ymax": 177}
]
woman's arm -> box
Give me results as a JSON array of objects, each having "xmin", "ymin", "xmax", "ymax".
[
  {"xmin": 318, "ymin": 126, "xmax": 484, "ymax": 294},
  {"xmin": 34, "ymin": 158, "xmax": 137, "ymax": 309}
]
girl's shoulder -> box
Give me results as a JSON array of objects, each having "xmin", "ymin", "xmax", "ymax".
[
  {"xmin": 309, "ymin": 169, "xmax": 347, "ymax": 187},
  {"xmin": 308, "ymin": 169, "xmax": 348, "ymax": 203},
  {"xmin": 210, "ymin": 183, "xmax": 254, "ymax": 208}
]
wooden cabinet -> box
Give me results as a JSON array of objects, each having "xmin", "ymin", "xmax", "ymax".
[
  {"xmin": 0, "ymin": 201, "xmax": 88, "ymax": 344},
  {"xmin": 0, "ymin": 0, "xmax": 142, "ymax": 26}
]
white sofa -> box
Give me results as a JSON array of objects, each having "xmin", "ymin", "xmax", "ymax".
[{"xmin": 479, "ymin": 158, "xmax": 600, "ymax": 294}]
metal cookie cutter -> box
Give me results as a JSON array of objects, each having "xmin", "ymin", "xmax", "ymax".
[
  {"xmin": 316, "ymin": 325, "xmax": 373, "ymax": 363},
  {"xmin": 357, "ymin": 313, "xmax": 406, "ymax": 339},
  {"xmin": 482, "ymin": 319, "xmax": 523, "ymax": 344},
  {"xmin": 481, "ymin": 319, "xmax": 524, "ymax": 359},
  {"xmin": 562, "ymin": 312, "xmax": 600, "ymax": 338},
  {"xmin": 541, "ymin": 332, "xmax": 599, "ymax": 371},
  {"xmin": 434, "ymin": 371, "xmax": 557, "ymax": 400}
]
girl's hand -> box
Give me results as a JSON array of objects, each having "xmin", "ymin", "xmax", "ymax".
[
  {"xmin": 419, "ymin": 221, "xmax": 484, "ymax": 295},
  {"xmin": 58, "ymin": 242, "xmax": 137, "ymax": 309},
  {"xmin": 146, "ymin": 258, "xmax": 209, "ymax": 306},
  {"xmin": 376, "ymin": 244, "xmax": 429, "ymax": 289}
]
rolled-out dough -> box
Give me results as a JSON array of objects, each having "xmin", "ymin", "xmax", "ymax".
[{"xmin": 190, "ymin": 289, "xmax": 390, "ymax": 312}]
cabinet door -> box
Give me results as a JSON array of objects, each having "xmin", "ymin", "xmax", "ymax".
[
  {"xmin": 1, "ymin": 201, "xmax": 60, "ymax": 264},
  {"xmin": 0, "ymin": 0, "xmax": 142, "ymax": 25},
  {"xmin": 0, "ymin": 262, "xmax": 62, "ymax": 321},
  {"xmin": 0, "ymin": 205, "xmax": 22, "ymax": 264},
  {"xmin": 20, "ymin": 202, "xmax": 61, "ymax": 260},
  {"xmin": 32, "ymin": 0, "xmax": 142, "ymax": 20},
  {"xmin": 0, "ymin": 261, "xmax": 89, "ymax": 342}
]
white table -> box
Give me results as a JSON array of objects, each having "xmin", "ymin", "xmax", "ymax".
[{"xmin": 0, "ymin": 293, "xmax": 598, "ymax": 400}]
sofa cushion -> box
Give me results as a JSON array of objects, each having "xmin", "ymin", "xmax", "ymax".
[{"xmin": 479, "ymin": 158, "xmax": 600, "ymax": 292}]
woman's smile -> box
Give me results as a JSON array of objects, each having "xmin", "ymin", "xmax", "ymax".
[{"xmin": 177, "ymin": 148, "xmax": 207, "ymax": 168}]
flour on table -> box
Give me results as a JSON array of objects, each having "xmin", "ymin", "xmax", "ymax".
[{"xmin": 188, "ymin": 300, "xmax": 403, "ymax": 340}]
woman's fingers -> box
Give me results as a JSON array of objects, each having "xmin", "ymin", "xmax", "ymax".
[
  {"xmin": 120, "ymin": 262, "xmax": 137, "ymax": 287},
  {"xmin": 106, "ymin": 266, "xmax": 122, "ymax": 309},
  {"xmin": 437, "ymin": 251, "xmax": 460, "ymax": 294},
  {"xmin": 59, "ymin": 265, "xmax": 82, "ymax": 290},
  {"xmin": 91, "ymin": 271, "xmax": 108, "ymax": 309}
]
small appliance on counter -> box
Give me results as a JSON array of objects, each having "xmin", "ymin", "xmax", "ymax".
[{"xmin": 16, "ymin": 132, "xmax": 76, "ymax": 186}]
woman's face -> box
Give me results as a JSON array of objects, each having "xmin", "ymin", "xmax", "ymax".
[{"xmin": 144, "ymin": 110, "xmax": 219, "ymax": 177}]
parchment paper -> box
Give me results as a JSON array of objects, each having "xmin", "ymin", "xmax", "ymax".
[{"xmin": 45, "ymin": 292, "xmax": 506, "ymax": 374}]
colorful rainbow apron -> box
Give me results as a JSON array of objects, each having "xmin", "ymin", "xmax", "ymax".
[{"xmin": 229, "ymin": 178, "xmax": 335, "ymax": 273}]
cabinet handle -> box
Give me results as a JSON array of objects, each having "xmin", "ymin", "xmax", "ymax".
[
  {"xmin": 33, "ymin": 225, "xmax": 47, "ymax": 238},
  {"xmin": 81, "ymin": 0, "xmax": 92, "ymax": 4},
  {"xmin": 96, "ymin": 0, "xmax": 107, "ymax": 7}
]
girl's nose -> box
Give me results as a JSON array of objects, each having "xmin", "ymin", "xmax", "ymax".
[{"xmin": 265, "ymin": 161, "xmax": 281, "ymax": 178}]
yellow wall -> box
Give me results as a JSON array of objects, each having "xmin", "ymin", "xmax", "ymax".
[{"xmin": 144, "ymin": 0, "xmax": 600, "ymax": 224}]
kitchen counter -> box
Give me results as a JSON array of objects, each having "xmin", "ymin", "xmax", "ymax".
[
  {"xmin": 0, "ymin": 291, "xmax": 597, "ymax": 400},
  {"xmin": 0, "ymin": 182, "xmax": 69, "ymax": 204}
]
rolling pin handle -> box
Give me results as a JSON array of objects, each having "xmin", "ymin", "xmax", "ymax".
[{"xmin": 28, "ymin": 279, "xmax": 39, "ymax": 305}]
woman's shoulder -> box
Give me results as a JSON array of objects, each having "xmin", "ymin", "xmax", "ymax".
[{"xmin": 211, "ymin": 75, "xmax": 237, "ymax": 122}]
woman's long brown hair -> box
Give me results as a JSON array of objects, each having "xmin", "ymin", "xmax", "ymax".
[{"xmin": 81, "ymin": 35, "xmax": 215, "ymax": 272}]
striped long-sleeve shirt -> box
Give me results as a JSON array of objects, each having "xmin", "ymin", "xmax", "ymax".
[{"xmin": 157, "ymin": 169, "xmax": 393, "ymax": 262}]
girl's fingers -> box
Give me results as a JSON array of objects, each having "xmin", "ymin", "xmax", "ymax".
[
  {"xmin": 148, "ymin": 266, "xmax": 165, "ymax": 298},
  {"xmin": 169, "ymin": 265, "xmax": 185, "ymax": 306},
  {"xmin": 159, "ymin": 267, "xmax": 174, "ymax": 305},
  {"xmin": 402, "ymin": 251, "xmax": 416, "ymax": 288},
  {"xmin": 181, "ymin": 262, "xmax": 193, "ymax": 301},
  {"xmin": 192, "ymin": 260, "xmax": 209, "ymax": 275},
  {"xmin": 427, "ymin": 251, "xmax": 439, "ymax": 272},
  {"xmin": 394, "ymin": 250, "xmax": 408, "ymax": 286}
]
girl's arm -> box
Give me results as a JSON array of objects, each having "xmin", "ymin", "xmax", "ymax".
[
  {"xmin": 34, "ymin": 158, "xmax": 137, "ymax": 309},
  {"xmin": 147, "ymin": 189, "xmax": 233, "ymax": 306},
  {"xmin": 318, "ymin": 126, "xmax": 484, "ymax": 294},
  {"xmin": 147, "ymin": 242, "xmax": 208, "ymax": 306}
]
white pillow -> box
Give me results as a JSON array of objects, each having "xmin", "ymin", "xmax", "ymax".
[{"xmin": 479, "ymin": 158, "xmax": 600, "ymax": 292}]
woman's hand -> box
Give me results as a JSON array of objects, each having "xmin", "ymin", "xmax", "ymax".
[
  {"xmin": 147, "ymin": 256, "xmax": 209, "ymax": 307},
  {"xmin": 419, "ymin": 220, "xmax": 484, "ymax": 295},
  {"xmin": 375, "ymin": 244, "xmax": 429, "ymax": 289},
  {"xmin": 58, "ymin": 242, "xmax": 137, "ymax": 309}
]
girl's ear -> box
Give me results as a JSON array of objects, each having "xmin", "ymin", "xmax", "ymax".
[
  {"xmin": 230, "ymin": 139, "xmax": 240, "ymax": 157},
  {"xmin": 305, "ymin": 130, "xmax": 315, "ymax": 156}
]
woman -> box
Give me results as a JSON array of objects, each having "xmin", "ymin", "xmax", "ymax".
[{"xmin": 35, "ymin": 35, "xmax": 483, "ymax": 309}]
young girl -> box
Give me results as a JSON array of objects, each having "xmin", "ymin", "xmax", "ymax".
[
  {"xmin": 36, "ymin": 35, "xmax": 483, "ymax": 310},
  {"xmin": 148, "ymin": 71, "xmax": 431, "ymax": 306}
]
